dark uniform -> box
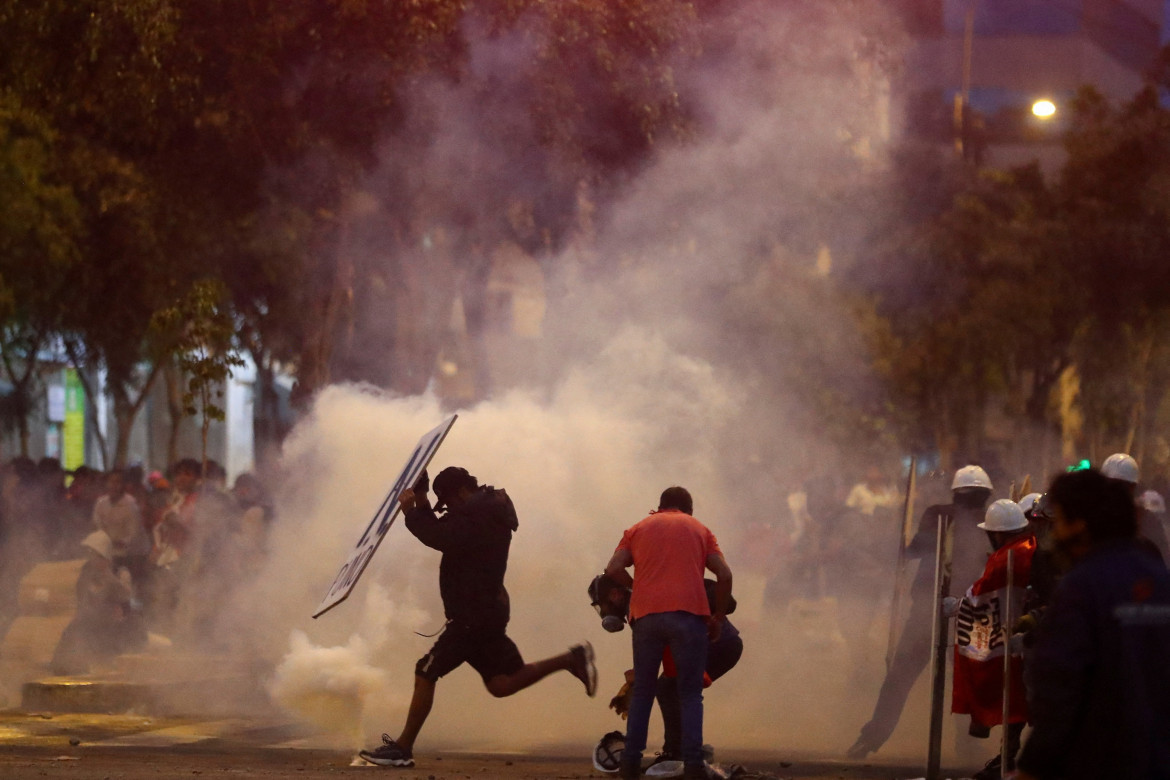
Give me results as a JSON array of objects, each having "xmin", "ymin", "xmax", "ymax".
[
  {"xmin": 852, "ymin": 499, "xmax": 991, "ymax": 752},
  {"xmin": 405, "ymin": 485, "xmax": 525, "ymax": 683}
]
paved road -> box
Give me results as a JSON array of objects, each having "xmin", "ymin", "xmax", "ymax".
[{"xmin": 0, "ymin": 710, "xmax": 971, "ymax": 780}]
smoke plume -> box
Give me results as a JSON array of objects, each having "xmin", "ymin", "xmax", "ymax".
[{"xmin": 224, "ymin": 0, "xmax": 962, "ymax": 764}]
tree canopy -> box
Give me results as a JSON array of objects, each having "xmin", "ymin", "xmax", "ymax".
[{"xmin": 2, "ymin": 1, "xmax": 1170, "ymax": 482}]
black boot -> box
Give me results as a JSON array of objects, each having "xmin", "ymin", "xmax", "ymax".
[
  {"xmin": 971, "ymin": 754, "xmax": 1001, "ymax": 780},
  {"xmin": 619, "ymin": 756, "xmax": 641, "ymax": 780}
]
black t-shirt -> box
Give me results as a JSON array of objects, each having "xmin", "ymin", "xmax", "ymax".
[{"xmin": 405, "ymin": 486, "xmax": 518, "ymax": 627}]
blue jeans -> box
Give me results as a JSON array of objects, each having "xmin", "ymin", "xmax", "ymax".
[
  {"xmin": 625, "ymin": 611, "xmax": 709, "ymax": 771},
  {"xmin": 657, "ymin": 627, "xmax": 742, "ymax": 756}
]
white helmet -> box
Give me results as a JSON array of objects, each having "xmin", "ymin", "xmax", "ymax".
[
  {"xmin": 978, "ymin": 499, "xmax": 1029, "ymax": 532},
  {"xmin": 592, "ymin": 731, "xmax": 625, "ymax": 773},
  {"xmin": 1101, "ymin": 453, "xmax": 1139, "ymax": 484},
  {"xmin": 951, "ymin": 465, "xmax": 993, "ymax": 491},
  {"xmin": 1017, "ymin": 492, "xmax": 1042, "ymax": 515}
]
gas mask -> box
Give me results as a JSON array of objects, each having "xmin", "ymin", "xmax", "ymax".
[{"xmin": 588, "ymin": 574, "xmax": 632, "ymax": 633}]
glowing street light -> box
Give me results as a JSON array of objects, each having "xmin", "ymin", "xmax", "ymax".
[{"xmin": 1031, "ymin": 99, "xmax": 1057, "ymax": 119}]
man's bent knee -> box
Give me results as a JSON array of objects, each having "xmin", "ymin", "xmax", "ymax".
[{"xmin": 485, "ymin": 675, "xmax": 513, "ymax": 698}]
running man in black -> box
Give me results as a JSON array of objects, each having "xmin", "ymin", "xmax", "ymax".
[{"xmin": 360, "ymin": 467, "xmax": 597, "ymax": 768}]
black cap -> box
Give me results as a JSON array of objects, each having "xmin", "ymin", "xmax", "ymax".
[{"xmin": 433, "ymin": 466, "xmax": 477, "ymax": 510}]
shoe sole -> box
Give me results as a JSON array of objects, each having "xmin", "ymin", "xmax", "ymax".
[
  {"xmin": 574, "ymin": 641, "xmax": 598, "ymax": 697},
  {"xmin": 583, "ymin": 641, "xmax": 598, "ymax": 697},
  {"xmin": 358, "ymin": 752, "xmax": 414, "ymax": 767}
]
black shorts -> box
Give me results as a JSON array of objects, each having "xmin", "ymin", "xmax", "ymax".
[{"xmin": 415, "ymin": 622, "xmax": 524, "ymax": 684}]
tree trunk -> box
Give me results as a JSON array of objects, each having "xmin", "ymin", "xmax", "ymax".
[
  {"xmin": 13, "ymin": 372, "xmax": 35, "ymax": 459},
  {"xmin": 1057, "ymin": 364, "xmax": 1083, "ymax": 463},
  {"xmin": 291, "ymin": 217, "xmax": 348, "ymax": 409},
  {"xmin": 388, "ymin": 229, "xmax": 457, "ymax": 397},
  {"xmin": 251, "ymin": 352, "xmax": 285, "ymax": 472},
  {"xmin": 162, "ymin": 360, "xmax": 183, "ymax": 468},
  {"xmin": 17, "ymin": 413, "xmax": 29, "ymax": 458},
  {"xmin": 1123, "ymin": 329, "xmax": 1154, "ymax": 456},
  {"xmin": 108, "ymin": 363, "xmax": 163, "ymax": 469},
  {"xmin": 0, "ymin": 346, "xmax": 39, "ymax": 459},
  {"xmin": 200, "ymin": 384, "xmax": 211, "ymax": 474},
  {"xmin": 460, "ymin": 245, "xmax": 494, "ymax": 402},
  {"xmin": 110, "ymin": 385, "xmax": 134, "ymax": 469}
]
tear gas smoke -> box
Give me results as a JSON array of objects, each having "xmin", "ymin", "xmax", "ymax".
[
  {"xmin": 269, "ymin": 628, "xmax": 389, "ymax": 746},
  {"xmin": 250, "ymin": 332, "xmax": 745, "ymax": 750},
  {"xmin": 20, "ymin": 0, "xmax": 971, "ymax": 764},
  {"xmin": 244, "ymin": 337, "xmax": 940, "ymax": 757},
  {"xmin": 240, "ymin": 0, "xmax": 948, "ymax": 761}
]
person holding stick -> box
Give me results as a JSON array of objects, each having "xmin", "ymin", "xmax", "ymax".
[
  {"xmin": 848, "ymin": 465, "xmax": 994, "ymax": 759},
  {"xmin": 950, "ymin": 499, "xmax": 1036, "ymax": 780}
]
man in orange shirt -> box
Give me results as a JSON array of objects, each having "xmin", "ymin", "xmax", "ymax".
[{"xmin": 605, "ymin": 487, "xmax": 733, "ymax": 780}]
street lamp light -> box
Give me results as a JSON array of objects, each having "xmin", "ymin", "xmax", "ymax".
[{"xmin": 1031, "ymin": 99, "xmax": 1057, "ymax": 119}]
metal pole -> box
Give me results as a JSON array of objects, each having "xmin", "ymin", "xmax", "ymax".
[
  {"xmin": 1000, "ymin": 548, "xmax": 1015, "ymax": 778},
  {"xmin": 887, "ymin": 456, "xmax": 918, "ymax": 670},
  {"xmin": 954, "ymin": 0, "xmax": 976, "ymax": 159},
  {"xmin": 926, "ymin": 513, "xmax": 954, "ymax": 780}
]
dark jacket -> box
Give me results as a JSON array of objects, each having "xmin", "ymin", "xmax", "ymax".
[
  {"xmin": 405, "ymin": 486, "xmax": 518, "ymax": 628},
  {"xmin": 1017, "ymin": 539, "xmax": 1170, "ymax": 780},
  {"xmin": 907, "ymin": 502, "xmax": 991, "ymax": 602}
]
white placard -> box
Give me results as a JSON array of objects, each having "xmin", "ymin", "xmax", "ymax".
[
  {"xmin": 47, "ymin": 385, "xmax": 66, "ymax": 423},
  {"xmin": 312, "ymin": 414, "xmax": 457, "ymax": 618}
]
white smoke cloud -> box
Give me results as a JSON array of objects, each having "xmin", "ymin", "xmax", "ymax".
[
  {"xmin": 242, "ymin": 328, "xmax": 742, "ymax": 747},
  {"xmin": 269, "ymin": 628, "xmax": 389, "ymax": 744},
  {"xmin": 223, "ymin": 0, "xmax": 953, "ymax": 764}
]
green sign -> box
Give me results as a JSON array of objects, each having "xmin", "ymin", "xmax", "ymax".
[{"xmin": 63, "ymin": 369, "xmax": 85, "ymax": 472}]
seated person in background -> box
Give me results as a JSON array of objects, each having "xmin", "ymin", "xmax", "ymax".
[{"xmin": 51, "ymin": 531, "xmax": 146, "ymax": 674}]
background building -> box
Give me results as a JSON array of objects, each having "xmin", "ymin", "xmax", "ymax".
[
  {"xmin": 0, "ymin": 352, "xmax": 290, "ymax": 484},
  {"xmin": 898, "ymin": 0, "xmax": 1165, "ymax": 169}
]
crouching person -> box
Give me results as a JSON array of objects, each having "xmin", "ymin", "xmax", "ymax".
[
  {"xmin": 604, "ymin": 486, "xmax": 733, "ymax": 780},
  {"xmin": 52, "ymin": 531, "xmax": 147, "ymax": 674},
  {"xmin": 592, "ymin": 575, "xmax": 743, "ymax": 767}
]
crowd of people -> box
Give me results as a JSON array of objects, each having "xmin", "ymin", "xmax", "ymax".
[
  {"xmin": 842, "ymin": 453, "xmax": 1170, "ymax": 780},
  {"xmin": 568, "ymin": 455, "xmax": 1169, "ymax": 779},
  {"xmin": 351, "ymin": 454, "xmax": 1167, "ymax": 778},
  {"xmin": 0, "ymin": 456, "xmax": 274, "ymax": 673},
  {"xmin": 2, "ymin": 445, "xmax": 1167, "ymax": 778}
]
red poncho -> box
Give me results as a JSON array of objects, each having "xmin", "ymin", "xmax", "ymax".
[{"xmin": 952, "ymin": 534, "xmax": 1036, "ymax": 728}]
